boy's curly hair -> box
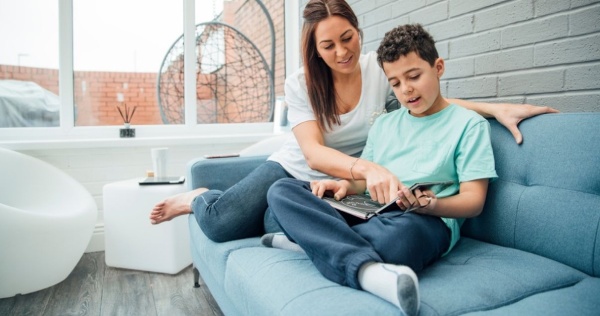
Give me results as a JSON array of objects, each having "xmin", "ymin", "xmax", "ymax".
[{"xmin": 376, "ymin": 24, "xmax": 438, "ymax": 68}]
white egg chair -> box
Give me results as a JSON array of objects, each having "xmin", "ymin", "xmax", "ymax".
[{"xmin": 0, "ymin": 147, "xmax": 97, "ymax": 298}]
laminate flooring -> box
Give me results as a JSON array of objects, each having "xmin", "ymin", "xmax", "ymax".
[{"xmin": 0, "ymin": 252, "xmax": 223, "ymax": 316}]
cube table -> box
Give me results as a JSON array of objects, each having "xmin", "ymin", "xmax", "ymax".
[{"xmin": 103, "ymin": 178, "xmax": 191, "ymax": 274}]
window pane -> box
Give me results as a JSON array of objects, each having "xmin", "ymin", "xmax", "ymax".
[
  {"xmin": 221, "ymin": 0, "xmax": 285, "ymax": 96},
  {"xmin": 192, "ymin": 0, "xmax": 285, "ymax": 124},
  {"xmin": 0, "ymin": 0, "xmax": 60, "ymax": 128},
  {"xmin": 73, "ymin": 0, "xmax": 183, "ymax": 126},
  {"xmin": 156, "ymin": 1, "xmax": 229, "ymax": 125}
]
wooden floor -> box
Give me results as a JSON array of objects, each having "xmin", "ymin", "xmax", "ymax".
[{"xmin": 0, "ymin": 252, "xmax": 223, "ymax": 316}]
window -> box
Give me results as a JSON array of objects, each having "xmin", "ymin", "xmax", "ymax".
[
  {"xmin": 0, "ymin": 0, "xmax": 59, "ymax": 128},
  {"xmin": 72, "ymin": 0, "xmax": 183, "ymax": 126},
  {"xmin": 0, "ymin": 0, "xmax": 291, "ymax": 141}
]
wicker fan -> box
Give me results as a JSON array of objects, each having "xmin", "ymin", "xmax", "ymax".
[{"xmin": 157, "ymin": 22, "xmax": 274, "ymax": 124}]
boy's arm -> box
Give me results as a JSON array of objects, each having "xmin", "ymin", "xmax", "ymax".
[{"xmin": 412, "ymin": 179, "xmax": 489, "ymax": 218}]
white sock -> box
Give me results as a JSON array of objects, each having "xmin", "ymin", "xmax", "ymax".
[
  {"xmin": 358, "ymin": 262, "xmax": 420, "ymax": 316},
  {"xmin": 261, "ymin": 233, "xmax": 305, "ymax": 253}
]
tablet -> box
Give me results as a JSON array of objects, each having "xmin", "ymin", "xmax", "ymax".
[{"xmin": 138, "ymin": 176, "xmax": 185, "ymax": 185}]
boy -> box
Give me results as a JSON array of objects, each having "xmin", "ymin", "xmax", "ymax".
[{"xmin": 263, "ymin": 24, "xmax": 497, "ymax": 316}]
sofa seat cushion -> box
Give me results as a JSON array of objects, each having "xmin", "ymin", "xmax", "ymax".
[
  {"xmin": 418, "ymin": 238, "xmax": 589, "ymax": 316},
  {"xmin": 224, "ymin": 247, "xmax": 400, "ymax": 316},
  {"xmin": 463, "ymin": 277, "xmax": 600, "ymax": 316},
  {"xmin": 191, "ymin": 214, "xmax": 591, "ymax": 316}
]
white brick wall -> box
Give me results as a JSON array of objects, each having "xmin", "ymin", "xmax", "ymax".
[{"xmin": 301, "ymin": 0, "xmax": 600, "ymax": 111}]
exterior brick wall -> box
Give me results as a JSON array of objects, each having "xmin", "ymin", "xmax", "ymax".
[
  {"xmin": 74, "ymin": 71, "xmax": 161, "ymax": 126},
  {"xmin": 299, "ymin": 0, "xmax": 600, "ymax": 112},
  {"xmin": 0, "ymin": 65, "xmax": 59, "ymax": 95},
  {"xmin": 0, "ymin": 65, "xmax": 161, "ymax": 125}
]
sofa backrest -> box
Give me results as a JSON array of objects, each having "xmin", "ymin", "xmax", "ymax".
[{"xmin": 462, "ymin": 113, "xmax": 600, "ymax": 277}]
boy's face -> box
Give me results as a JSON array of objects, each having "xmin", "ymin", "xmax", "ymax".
[{"xmin": 383, "ymin": 52, "xmax": 446, "ymax": 117}]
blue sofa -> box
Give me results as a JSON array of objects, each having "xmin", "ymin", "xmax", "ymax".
[{"xmin": 187, "ymin": 113, "xmax": 600, "ymax": 315}]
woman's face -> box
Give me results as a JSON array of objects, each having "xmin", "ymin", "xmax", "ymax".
[{"xmin": 313, "ymin": 15, "xmax": 361, "ymax": 77}]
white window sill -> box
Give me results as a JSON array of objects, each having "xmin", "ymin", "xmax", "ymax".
[
  {"xmin": 0, "ymin": 123, "xmax": 282, "ymax": 150},
  {"xmin": 0, "ymin": 133, "xmax": 277, "ymax": 150}
]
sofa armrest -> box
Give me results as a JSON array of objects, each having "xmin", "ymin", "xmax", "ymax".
[
  {"xmin": 239, "ymin": 133, "xmax": 290, "ymax": 157},
  {"xmin": 186, "ymin": 155, "xmax": 268, "ymax": 191}
]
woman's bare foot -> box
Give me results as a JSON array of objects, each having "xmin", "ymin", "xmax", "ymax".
[{"xmin": 149, "ymin": 187, "xmax": 208, "ymax": 224}]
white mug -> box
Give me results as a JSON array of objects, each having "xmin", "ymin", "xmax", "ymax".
[
  {"xmin": 151, "ymin": 147, "xmax": 169, "ymax": 179},
  {"xmin": 273, "ymin": 96, "xmax": 289, "ymax": 134}
]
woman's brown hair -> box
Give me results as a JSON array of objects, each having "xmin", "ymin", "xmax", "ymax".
[{"xmin": 301, "ymin": 0, "xmax": 362, "ymax": 131}]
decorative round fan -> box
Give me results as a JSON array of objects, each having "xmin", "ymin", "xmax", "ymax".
[{"xmin": 157, "ymin": 21, "xmax": 274, "ymax": 124}]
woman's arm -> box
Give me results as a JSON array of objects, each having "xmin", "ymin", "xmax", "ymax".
[
  {"xmin": 293, "ymin": 120, "xmax": 400, "ymax": 204},
  {"xmin": 293, "ymin": 120, "xmax": 355, "ymax": 178},
  {"xmin": 448, "ymin": 99, "xmax": 559, "ymax": 144}
]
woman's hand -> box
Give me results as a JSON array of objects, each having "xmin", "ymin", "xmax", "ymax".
[
  {"xmin": 358, "ymin": 160, "xmax": 402, "ymax": 204},
  {"xmin": 492, "ymin": 103, "xmax": 559, "ymax": 144},
  {"xmin": 449, "ymin": 99, "xmax": 559, "ymax": 144}
]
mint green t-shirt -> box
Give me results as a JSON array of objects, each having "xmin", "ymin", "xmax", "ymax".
[{"xmin": 361, "ymin": 104, "xmax": 498, "ymax": 253}]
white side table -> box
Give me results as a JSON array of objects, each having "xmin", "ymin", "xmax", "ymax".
[{"xmin": 103, "ymin": 178, "xmax": 191, "ymax": 274}]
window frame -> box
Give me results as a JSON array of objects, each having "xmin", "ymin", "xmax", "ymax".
[{"xmin": 0, "ymin": 0, "xmax": 300, "ymax": 146}]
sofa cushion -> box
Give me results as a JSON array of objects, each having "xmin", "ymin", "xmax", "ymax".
[
  {"xmin": 462, "ymin": 278, "xmax": 600, "ymax": 316},
  {"xmin": 223, "ymin": 247, "xmax": 401, "ymax": 316},
  {"xmin": 465, "ymin": 179, "xmax": 600, "ymax": 277},
  {"xmin": 463, "ymin": 114, "xmax": 600, "ymax": 277},
  {"xmin": 418, "ymin": 238, "xmax": 588, "ymax": 316},
  {"xmin": 205, "ymin": 234, "xmax": 589, "ymax": 316}
]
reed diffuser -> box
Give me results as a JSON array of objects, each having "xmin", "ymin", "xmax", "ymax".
[{"xmin": 117, "ymin": 102, "xmax": 137, "ymax": 138}]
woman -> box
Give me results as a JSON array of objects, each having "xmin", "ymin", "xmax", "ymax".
[{"xmin": 149, "ymin": 0, "xmax": 557, "ymax": 242}]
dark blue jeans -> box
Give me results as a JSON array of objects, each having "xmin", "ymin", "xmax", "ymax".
[
  {"xmin": 192, "ymin": 160, "xmax": 290, "ymax": 242},
  {"xmin": 267, "ymin": 178, "xmax": 450, "ymax": 290}
]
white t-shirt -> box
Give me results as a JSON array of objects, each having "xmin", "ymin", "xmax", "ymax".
[{"xmin": 268, "ymin": 51, "xmax": 392, "ymax": 181}]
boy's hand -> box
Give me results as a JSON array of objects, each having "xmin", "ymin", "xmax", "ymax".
[
  {"xmin": 397, "ymin": 187, "xmax": 437, "ymax": 212},
  {"xmin": 310, "ymin": 179, "xmax": 348, "ymax": 200}
]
